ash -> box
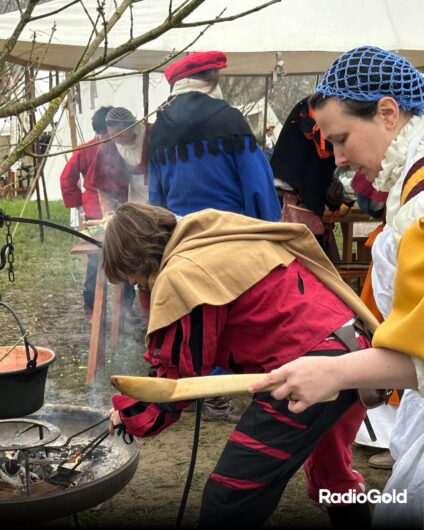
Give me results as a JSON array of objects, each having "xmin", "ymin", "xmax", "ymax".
[{"xmin": 0, "ymin": 437, "xmax": 121, "ymax": 495}]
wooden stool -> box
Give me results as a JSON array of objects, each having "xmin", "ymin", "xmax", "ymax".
[{"xmin": 70, "ymin": 240, "xmax": 125, "ymax": 384}]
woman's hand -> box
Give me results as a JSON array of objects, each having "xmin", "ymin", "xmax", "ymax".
[
  {"xmin": 108, "ymin": 407, "xmax": 122, "ymax": 435},
  {"xmin": 248, "ymin": 356, "xmax": 340, "ymax": 413}
]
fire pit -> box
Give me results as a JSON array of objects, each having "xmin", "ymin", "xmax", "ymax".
[{"xmin": 0, "ymin": 404, "xmax": 139, "ymax": 525}]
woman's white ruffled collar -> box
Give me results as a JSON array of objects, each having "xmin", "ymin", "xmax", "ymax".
[{"xmin": 373, "ymin": 115, "xmax": 424, "ymax": 191}]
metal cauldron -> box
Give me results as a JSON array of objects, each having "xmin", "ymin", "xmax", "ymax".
[{"xmin": 0, "ymin": 301, "xmax": 56, "ymax": 419}]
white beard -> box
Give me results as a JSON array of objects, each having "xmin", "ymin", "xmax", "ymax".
[{"xmin": 115, "ymin": 123, "xmax": 145, "ymax": 166}]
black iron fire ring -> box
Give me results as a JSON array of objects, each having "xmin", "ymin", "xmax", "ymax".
[{"xmin": 0, "ymin": 418, "xmax": 61, "ymax": 450}]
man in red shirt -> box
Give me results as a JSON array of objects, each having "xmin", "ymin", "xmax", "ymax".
[{"xmin": 60, "ymin": 106, "xmax": 112, "ymax": 322}]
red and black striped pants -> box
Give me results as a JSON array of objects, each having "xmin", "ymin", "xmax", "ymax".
[{"xmin": 199, "ymin": 349, "xmax": 366, "ymax": 529}]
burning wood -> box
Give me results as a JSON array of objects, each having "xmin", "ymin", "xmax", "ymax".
[
  {"xmin": 0, "ymin": 418, "xmax": 110, "ymax": 496},
  {"xmin": 0, "ymin": 443, "xmax": 108, "ymax": 494}
]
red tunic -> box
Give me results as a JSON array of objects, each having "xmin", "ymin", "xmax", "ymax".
[
  {"xmin": 113, "ymin": 261, "xmax": 357, "ymax": 437},
  {"xmin": 59, "ymin": 139, "xmax": 103, "ymax": 219}
]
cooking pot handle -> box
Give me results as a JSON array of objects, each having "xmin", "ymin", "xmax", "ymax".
[{"xmin": 0, "ymin": 301, "xmax": 38, "ymax": 369}]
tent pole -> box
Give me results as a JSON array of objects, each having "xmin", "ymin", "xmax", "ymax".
[
  {"xmin": 67, "ymin": 96, "xmax": 79, "ymax": 148},
  {"xmin": 262, "ymin": 75, "xmax": 271, "ymax": 151},
  {"xmin": 65, "ymin": 74, "xmax": 83, "ymax": 229},
  {"xmin": 39, "ymin": 156, "xmax": 50, "ymax": 219},
  {"xmin": 143, "ymin": 72, "xmax": 149, "ymax": 117},
  {"xmin": 25, "ymin": 68, "xmax": 45, "ymax": 242}
]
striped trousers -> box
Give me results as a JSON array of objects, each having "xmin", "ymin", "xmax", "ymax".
[{"xmin": 199, "ymin": 349, "xmax": 366, "ymax": 529}]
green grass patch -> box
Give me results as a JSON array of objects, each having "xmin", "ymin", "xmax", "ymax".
[{"xmin": 0, "ymin": 198, "xmax": 85, "ymax": 293}]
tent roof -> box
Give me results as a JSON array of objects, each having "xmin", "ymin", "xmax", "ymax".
[{"xmin": 1, "ymin": 0, "xmax": 424, "ymax": 75}]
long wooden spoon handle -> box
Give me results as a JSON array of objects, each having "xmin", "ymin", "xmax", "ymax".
[{"xmin": 111, "ymin": 374, "xmax": 339, "ymax": 403}]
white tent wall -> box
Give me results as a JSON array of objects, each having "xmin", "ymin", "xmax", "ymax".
[
  {"xmin": 0, "ymin": 119, "xmax": 10, "ymax": 162},
  {"xmin": 40, "ymin": 71, "xmax": 169, "ymax": 202},
  {"xmin": 1, "ymin": 0, "xmax": 424, "ymax": 75},
  {"xmin": 240, "ymin": 99, "xmax": 282, "ymax": 141}
]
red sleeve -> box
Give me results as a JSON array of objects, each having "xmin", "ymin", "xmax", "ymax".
[
  {"xmin": 60, "ymin": 141, "xmax": 99, "ymax": 208},
  {"xmin": 60, "ymin": 150, "xmax": 83, "ymax": 208},
  {"xmin": 113, "ymin": 304, "xmax": 228, "ymax": 438},
  {"xmin": 112, "ymin": 394, "xmax": 185, "ymax": 438},
  {"xmin": 145, "ymin": 304, "xmax": 228, "ymax": 378}
]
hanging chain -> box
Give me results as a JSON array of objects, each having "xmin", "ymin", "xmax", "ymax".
[{"xmin": 5, "ymin": 219, "xmax": 15, "ymax": 282}]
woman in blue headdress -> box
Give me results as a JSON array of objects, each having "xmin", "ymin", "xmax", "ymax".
[{"xmin": 251, "ymin": 46, "xmax": 424, "ymax": 527}]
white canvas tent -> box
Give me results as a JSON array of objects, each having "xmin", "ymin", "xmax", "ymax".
[
  {"xmin": 0, "ymin": 0, "xmax": 424, "ymax": 75},
  {"xmin": 2, "ymin": 0, "xmax": 424, "ymax": 201}
]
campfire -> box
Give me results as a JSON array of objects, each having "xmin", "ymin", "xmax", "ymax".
[
  {"xmin": 0, "ymin": 416, "xmax": 110, "ymax": 497},
  {"xmin": 0, "ymin": 443, "xmax": 108, "ymax": 493},
  {"xmin": 0, "ymin": 405, "xmax": 139, "ymax": 525}
]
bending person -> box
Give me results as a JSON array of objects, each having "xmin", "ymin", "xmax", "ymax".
[
  {"xmin": 104, "ymin": 202, "xmax": 380, "ymax": 529},
  {"xmin": 88, "ymin": 106, "xmax": 151, "ymax": 325}
]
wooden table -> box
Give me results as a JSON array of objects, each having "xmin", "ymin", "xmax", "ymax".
[
  {"xmin": 325, "ymin": 209, "xmax": 381, "ymax": 292},
  {"xmin": 70, "ymin": 239, "xmax": 125, "ymax": 384},
  {"xmin": 337, "ymin": 210, "xmax": 380, "ymax": 263}
]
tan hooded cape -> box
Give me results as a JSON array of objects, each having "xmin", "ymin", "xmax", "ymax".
[{"xmin": 146, "ymin": 210, "xmax": 379, "ymax": 341}]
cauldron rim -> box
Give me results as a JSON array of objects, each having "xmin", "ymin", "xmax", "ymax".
[{"xmin": 0, "ymin": 345, "xmax": 56, "ymax": 375}]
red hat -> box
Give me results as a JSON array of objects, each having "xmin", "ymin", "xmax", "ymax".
[{"xmin": 165, "ymin": 51, "xmax": 227, "ymax": 85}]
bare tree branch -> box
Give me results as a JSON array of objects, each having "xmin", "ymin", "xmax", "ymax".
[
  {"xmin": 74, "ymin": 3, "xmax": 102, "ymax": 70},
  {"xmin": 74, "ymin": 0, "xmax": 133, "ymax": 69},
  {"xmin": 0, "ymin": 0, "xmax": 279, "ymax": 177},
  {"xmin": 0, "ymin": 94, "xmax": 64, "ymax": 175},
  {"xmin": 175, "ymin": 0, "xmax": 279, "ymax": 27},
  {"xmin": 31, "ymin": 22, "xmax": 56, "ymax": 82},
  {"xmin": 0, "ymin": 0, "xmax": 278, "ymax": 117},
  {"xmin": 78, "ymin": 0, "xmax": 99, "ymax": 30},
  {"xmin": 86, "ymin": 4, "xmax": 222, "ymax": 81},
  {"xmin": 30, "ymin": 0, "xmax": 80, "ymax": 22},
  {"xmin": 0, "ymin": 0, "xmax": 39, "ymax": 71}
]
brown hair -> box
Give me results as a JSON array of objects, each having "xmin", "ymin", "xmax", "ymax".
[
  {"xmin": 309, "ymin": 92, "xmax": 379, "ymax": 120},
  {"xmin": 102, "ymin": 203, "xmax": 177, "ymax": 284}
]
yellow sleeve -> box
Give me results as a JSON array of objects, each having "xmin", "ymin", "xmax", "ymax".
[{"xmin": 373, "ymin": 217, "xmax": 424, "ymax": 360}]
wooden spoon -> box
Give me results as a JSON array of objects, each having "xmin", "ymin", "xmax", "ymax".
[{"xmin": 110, "ymin": 374, "xmax": 338, "ymax": 403}]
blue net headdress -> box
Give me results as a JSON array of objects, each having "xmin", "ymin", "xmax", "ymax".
[{"xmin": 317, "ymin": 46, "xmax": 424, "ymax": 115}]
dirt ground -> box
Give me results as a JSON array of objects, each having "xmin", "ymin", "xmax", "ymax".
[{"xmin": 0, "ymin": 284, "xmax": 391, "ymax": 529}]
